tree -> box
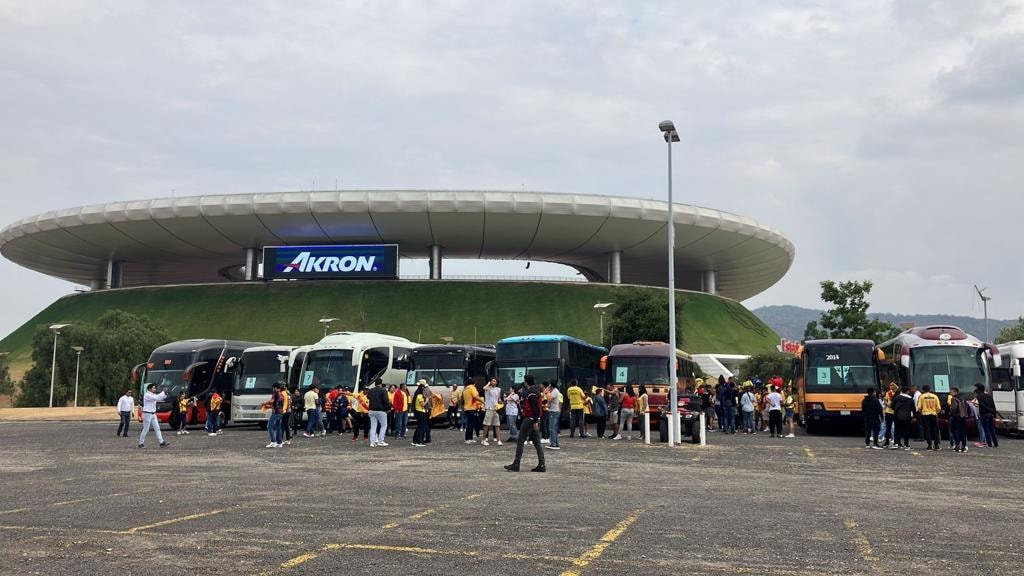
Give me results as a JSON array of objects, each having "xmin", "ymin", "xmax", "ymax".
[
  {"xmin": 996, "ymin": 316, "xmax": 1024, "ymax": 344},
  {"xmin": 606, "ymin": 290, "xmax": 684, "ymax": 348},
  {"xmin": 803, "ymin": 280, "xmax": 900, "ymax": 342},
  {"xmin": 15, "ymin": 310, "xmax": 171, "ymax": 407},
  {"xmin": 738, "ymin": 353, "xmax": 794, "ymax": 382},
  {"xmin": 0, "ymin": 356, "xmax": 12, "ymax": 397}
]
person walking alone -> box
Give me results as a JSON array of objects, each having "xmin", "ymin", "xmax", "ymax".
[
  {"xmin": 367, "ymin": 378, "xmax": 391, "ymax": 447},
  {"xmin": 116, "ymin": 389, "xmax": 134, "ymax": 438},
  {"xmin": 861, "ymin": 388, "xmax": 883, "ymax": 449},
  {"xmin": 138, "ymin": 383, "xmax": 169, "ymax": 448},
  {"xmin": 505, "ymin": 375, "xmax": 545, "ymax": 472}
]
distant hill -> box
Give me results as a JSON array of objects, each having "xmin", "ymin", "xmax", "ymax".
[{"xmin": 753, "ymin": 305, "xmax": 1017, "ymax": 342}]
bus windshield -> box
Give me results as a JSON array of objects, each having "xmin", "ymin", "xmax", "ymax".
[
  {"xmin": 302, "ymin": 349, "xmax": 357, "ymax": 390},
  {"xmin": 608, "ymin": 357, "xmax": 671, "ymax": 386},
  {"xmin": 409, "ymin": 353, "xmax": 465, "ymax": 387},
  {"xmin": 911, "ymin": 346, "xmax": 986, "ymax": 396},
  {"xmin": 143, "ymin": 352, "xmax": 192, "ymax": 397},
  {"xmin": 805, "ymin": 345, "xmax": 876, "ymax": 393},
  {"xmin": 234, "ymin": 352, "xmax": 287, "ymax": 394},
  {"xmin": 497, "ymin": 365, "xmax": 558, "ymax": 392}
]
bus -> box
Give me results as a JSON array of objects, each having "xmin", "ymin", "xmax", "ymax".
[
  {"xmin": 602, "ymin": 341, "xmax": 702, "ymax": 441},
  {"xmin": 993, "ymin": 342, "xmax": 1024, "ymax": 433},
  {"xmin": 407, "ymin": 344, "xmax": 496, "ymax": 410},
  {"xmin": 228, "ymin": 345, "xmax": 296, "ymax": 427},
  {"xmin": 495, "ymin": 335, "xmax": 606, "ymax": 406},
  {"xmin": 287, "ymin": 345, "xmax": 311, "ymax": 390},
  {"xmin": 794, "ymin": 339, "xmax": 881, "ymax": 434},
  {"xmin": 297, "ymin": 332, "xmax": 419, "ymax": 393},
  {"xmin": 132, "ymin": 339, "xmax": 272, "ymax": 428},
  {"xmin": 878, "ymin": 325, "xmax": 1001, "ymax": 420}
]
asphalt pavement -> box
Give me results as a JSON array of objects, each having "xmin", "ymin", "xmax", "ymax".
[{"xmin": 1, "ymin": 420, "xmax": 1022, "ymax": 575}]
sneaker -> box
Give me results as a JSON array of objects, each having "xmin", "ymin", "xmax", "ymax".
[
  {"xmin": 183, "ymin": 430, "xmax": 189, "ymax": 435},
  {"xmin": 496, "ymin": 440, "xmax": 503, "ymax": 446},
  {"xmin": 412, "ymin": 443, "xmax": 425, "ymax": 447},
  {"xmin": 285, "ymin": 441, "xmax": 291, "ymax": 445},
  {"xmin": 138, "ymin": 443, "xmax": 144, "ymax": 448},
  {"xmin": 351, "ymin": 437, "xmax": 358, "ymax": 442},
  {"xmin": 377, "ymin": 441, "xmax": 388, "ymax": 447},
  {"xmin": 369, "ymin": 442, "xmax": 377, "ymax": 447},
  {"xmin": 159, "ymin": 442, "xmax": 169, "ymax": 448},
  {"xmin": 888, "ymin": 445, "xmax": 901, "ymax": 450},
  {"xmin": 611, "ymin": 434, "xmax": 622, "ymax": 440},
  {"xmin": 784, "ymin": 433, "xmax": 795, "ymax": 438},
  {"xmin": 975, "ymin": 442, "xmax": 986, "ymax": 448},
  {"xmin": 871, "ymin": 445, "xmax": 884, "ymax": 450},
  {"xmin": 303, "ymin": 433, "xmax": 312, "ymax": 438},
  {"xmin": 481, "ymin": 440, "xmax": 490, "ymax": 446},
  {"xmin": 540, "ymin": 438, "xmax": 551, "ymax": 444},
  {"xmin": 548, "ymin": 445, "xmax": 561, "ymax": 450},
  {"xmin": 464, "ymin": 440, "xmax": 477, "ymax": 444},
  {"xmin": 176, "ymin": 431, "xmax": 182, "ymax": 436},
  {"xmin": 864, "ymin": 445, "xmax": 871, "ymax": 449},
  {"xmin": 208, "ymin": 433, "xmax": 217, "ymax": 437},
  {"xmin": 934, "ymin": 446, "xmax": 941, "ymax": 452},
  {"xmin": 266, "ymin": 442, "xmax": 277, "ymax": 448},
  {"xmin": 216, "ymin": 430, "xmax": 223, "ymax": 435},
  {"xmin": 504, "ymin": 464, "xmax": 519, "ymax": 472},
  {"xmin": 530, "ymin": 465, "xmax": 546, "ymax": 472},
  {"xmin": 903, "ymin": 446, "xmax": 913, "ymax": 451}
]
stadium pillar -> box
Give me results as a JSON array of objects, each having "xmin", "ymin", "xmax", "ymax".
[
  {"xmin": 607, "ymin": 251, "xmax": 622, "ymax": 284},
  {"xmin": 429, "ymin": 245, "xmax": 443, "ymax": 280},
  {"xmin": 105, "ymin": 260, "xmax": 123, "ymax": 289},
  {"xmin": 701, "ymin": 270, "xmax": 717, "ymax": 295},
  {"xmin": 244, "ymin": 248, "xmax": 259, "ymax": 281}
]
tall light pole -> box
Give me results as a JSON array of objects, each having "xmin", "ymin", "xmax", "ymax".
[
  {"xmin": 974, "ymin": 285, "xmax": 992, "ymax": 342},
  {"xmin": 659, "ymin": 120, "xmax": 681, "ymax": 446},
  {"xmin": 48, "ymin": 324, "xmax": 70, "ymax": 408},
  {"xmin": 319, "ymin": 317, "xmax": 340, "ymax": 338},
  {"xmin": 594, "ymin": 303, "xmax": 615, "ymax": 345},
  {"xmin": 71, "ymin": 346, "xmax": 84, "ymax": 408}
]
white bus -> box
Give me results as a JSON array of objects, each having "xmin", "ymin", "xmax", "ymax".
[
  {"xmin": 993, "ymin": 342, "xmax": 1024, "ymax": 433},
  {"xmin": 228, "ymin": 345, "xmax": 295, "ymax": 426},
  {"xmin": 297, "ymin": 332, "xmax": 419, "ymax": 393}
]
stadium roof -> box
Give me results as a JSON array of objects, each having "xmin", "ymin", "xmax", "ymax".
[{"xmin": 0, "ymin": 190, "xmax": 794, "ymax": 301}]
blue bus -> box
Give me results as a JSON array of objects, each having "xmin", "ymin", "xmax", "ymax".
[{"xmin": 495, "ymin": 334, "xmax": 607, "ymax": 395}]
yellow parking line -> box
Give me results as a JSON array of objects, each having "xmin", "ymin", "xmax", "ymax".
[
  {"xmin": 124, "ymin": 509, "xmax": 225, "ymax": 534},
  {"xmin": 842, "ymin": 518, "xmax": 881, "ymax": 572},
  {"xmin": 280, "ymin": 543, "xmax": 342, "ymax": 569},
  {"xmin": 560, "ymin": 509, "xmax": 643, "ymax": 576},
  {"xmin": 911, "ymin": 452, "xmax": 923, "ymax": 458},
  {"xmin": 53, "ymin": 492, "xmax": 130, "ymax": 507},
  {"xmin": 0, "ymin": 508, "xmax": 29, "ymax": 516},
  {"xmin": 804, "ymin": 448, "xmax": 817, "ymax": 462}
]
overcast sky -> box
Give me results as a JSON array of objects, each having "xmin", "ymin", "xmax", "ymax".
[{"xmin": 2, "ymin": 0, "xmax": 1022, "ymax": 338}]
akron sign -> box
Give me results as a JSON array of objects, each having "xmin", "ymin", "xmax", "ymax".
[{"xmin": 262, "ymin": 245, "xmax": 399, "ymax": 280}]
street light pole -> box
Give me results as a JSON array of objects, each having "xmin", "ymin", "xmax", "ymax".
[
  {"xmin": 594, "ymin": 303, "xmax": 615, "ymax": 346},
  {"xmin": 71, "ymin": 346, "xmax": 84, "ymax": 408},
  {"xmin": 659, "ymin": 120, "xmax": 681, "ymax": 446},
  {"xmin": 48, "ymin": 324, "xmax": 70, "ymax": 408},
  {"xmin": 319, "ymin": 317, "xmax": 340, "ymax": 338}
]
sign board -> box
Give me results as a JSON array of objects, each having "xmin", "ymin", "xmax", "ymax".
[
  {"xmin": 302, "ymin": 371, "xmax": 315, "ymax": 387},
  {"xmin": 933, "ymin": 374, "xmax": 950, "ymax": 393},
  {"xmin": 262, "ymin": 245, "xmax": 399, "ymax": 280},
  {"xmin": 816, "ymin": 367, "xmax": 832, "ymax": 385},
  {"xmin": 513, "ymin": 368, "xmax": 526, "ymax": 384},
  {"xmin": 245, "ymin": 377, "xmax": 257, "ymax": 390},
  {"xmin": 778, "ymin": 338, "xmax": 802, "ymax": 355},
  {"xmin": 615, "ymin": 366, "xmax": 629, "ymax": 384}
]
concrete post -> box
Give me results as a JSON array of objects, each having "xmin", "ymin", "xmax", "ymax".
[
  {"xmin": 105, "ymin": 260, "xmax": 123, "ymax": 289},
  {"xmin": 699, "ymin": 413, "xmax": 707, "ymax": 446},
  {"xmin": 244, "ymin": 248, "xmax": 259, "ymax": 281},
  {"xmin": 429, "ymin": 245, "xmax": 443, "ymax": 280},
  {"xmin": 644, "ymin": 411, "xmax": 651, "ymax": 445},
  {"xmin": 702, "ymin": 270, "xmax": 717, "ymax": 295},
  {"xmin": 607, "ymin": 250, "xmax": 622, "ymax": 284}
]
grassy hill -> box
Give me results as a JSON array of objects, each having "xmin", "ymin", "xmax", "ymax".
[{"xmin": 0, "ymin": 281, "xmax": 778, "ymax": 376}]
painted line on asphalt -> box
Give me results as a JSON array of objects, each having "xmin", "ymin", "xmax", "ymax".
[
  {"xmin": 842, "ymin": 518, "xmax": 881, "ymax": 572},
  {"xmin": 804, "ymin": 448, "xmax": 817, "ymax": 462},
  {"xmin": 53, "ymin": 491, "xmax": 132, "ymax": 507},
  {"xmin": 560, "ymin": 509, "xmax": 643, "ymax": 576},
  {"xmin": 280, "ymin": 543, "xmax": 342, "ymax": 569},
  {"xmin": 123, "ymin": 509, "xmax": 226, "ymax": 534},
  {"xmin": 911, "ymin": 452, "xmax": 923, "ymax": 458}
]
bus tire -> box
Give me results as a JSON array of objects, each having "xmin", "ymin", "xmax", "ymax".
[{"xmin": 219, "ymin": 411, "xmax": 228, "ymax": 429}]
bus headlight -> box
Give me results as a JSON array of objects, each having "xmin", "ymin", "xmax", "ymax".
[{"xmin": 809, "ymin": 403, "xmax": 825, "ymax": 412}]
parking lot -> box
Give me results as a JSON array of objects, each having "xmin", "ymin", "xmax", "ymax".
[{"xmin": 1, "ymin": 421, "xmax": 1022, "ymax": 575}]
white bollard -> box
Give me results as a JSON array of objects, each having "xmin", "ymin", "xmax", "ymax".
[
  {"xmin": 674, "ymin": 412, "xmax": 682, "ymax": 444},
  {"xmin": 667, "ymin": 411, "xmax": 675, "ymax": 447},
  {"xmin": 644, "ymin": 411, "xmax": 651, "ymax": 445},
  {"xmin": 699, "ymin": 412, "xmax": 707, "ymax": 446}
]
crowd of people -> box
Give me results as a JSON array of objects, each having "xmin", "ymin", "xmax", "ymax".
[{"xmin": 694, "ymin": 375, "xmax": 798, "ymax": 438}]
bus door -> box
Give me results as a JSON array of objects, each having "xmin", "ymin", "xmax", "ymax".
[{"xmin": 360, "ymin": 347, "xmax": 390, "ymax": 389}]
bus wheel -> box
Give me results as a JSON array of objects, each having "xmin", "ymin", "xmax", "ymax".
[{"xmin": 219, "ymin": 412, "xmax": 228, "ymax": 429}]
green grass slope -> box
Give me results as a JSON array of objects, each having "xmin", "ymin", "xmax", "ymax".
[{"xmin": 0, "ymin": 281, "xmax": 778, "ymax": 374}]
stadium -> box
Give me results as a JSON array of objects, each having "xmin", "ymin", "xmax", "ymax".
[{"xmin": 0, "ymin": 190, "xmax": 794, "ymax": 372}]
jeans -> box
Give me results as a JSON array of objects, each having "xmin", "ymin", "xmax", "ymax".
[
  {"xmin": 570, "ymin": 409, "xmax": 585, "ymax": 436},
  {"xmin": 139, "ymin": 412, "xmax": 164, "ymax": 445},
  {"xmin": 447, "ymin": 406, "xmax": 458, "ymax": 428},
  {"xmin": 980, "ymin": 415, "xmax": 998, "ymax": 447},
  {"xmin": 768, "ymin": 410, "xmax": 783, "ymax": 436},
  {"xmin": 268, "ymin": 413, "xmax": 282, "ymax": 444},
  {"xmin": 206, "ymin": 410, "xmax": 220, "ymax": 433},
  {"xmin": 510, "ymin": 418, "xmax": 544, "ymax": 469},
  {"xmin": 723, "ymin": 407, "xmax": 736, "ymax": 433},
  {"xmin": 413, "ymin": 410, "xmax": 430, "ymax": 444},
  {"xmin": 950, "ymin": 417, "xmax": 967, "ymax": 448},
  {"xmin": 368, "ymin": 411, "xmax": 388, "ymax": 444},
  {"xmin": 547, "ymin": 411, "xmax": 561, "ymax": 446},
  {"xmin": 882, "ymin": 413, "xmax": 894, "ymax": 444},
  {"xmin": 742, "ymin": 410, "xmax": 754, "ymax": 432},
  {"xmin": 305, "ymin": 409, "xmax": 318, "ymax": 434},
  {"xmin": 394, "ymin": 411, "xmax": 409, "ymax": 437},
  {"xmin": 619, "ymin": 408, "xmax": 635, "ymax": 434},
  {"xmin": 595, "ymin": 415, "xmax": 606, "ymax": 437},
  {"xmin": 864, "ymin": 415, "xmax": 881, "ymax": 445},
  {"xmin": 922, "ymin": 414, "xmax": 940, "ymax": 447},
  {"xmin": 118, "ymin": 411, "xmax": 132, "ymax": 436},
  {"xmin": 464, "ymin": 411, "xmax": 480, "ymax": 441},
  {"xmin": 507, "ymin": 414, "xmax": 519, "ymax": 439},
  {"xmin": 352, "ymin": 412, "xmax": 369, "ymax": 439},
  {"xmin": 540, "ymin": 409, "xmax": 550, "ymax": 439},
  {"xmin": 281, "ymin": 413, "xmax": 292, "ymax": 440}
]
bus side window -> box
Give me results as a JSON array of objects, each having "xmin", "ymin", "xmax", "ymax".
[{"xmin": 362, "ymin": 347, "xmax": 390, "ymax": 385}]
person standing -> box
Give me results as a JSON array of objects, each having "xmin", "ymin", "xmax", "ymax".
[
  {"xmin": 783, "ymin": 386, "xmax": 796, "ymax": 438},
  {"xmin": 739, "ymin": 384, "xmax": 756, "ymax": 434},
  {"xmin": 411, "ymin": 379, "xmax": 431, "ymax": 447},
  {"xmin": 290, "ymin": 386, "xmax": 304, "ymax": 436},
  {"xmin": 918, "ymin": 385, "xmax": 942, "ymax": 451},
  {"xmin": 547, "ymin": 382, "xmax": 563, "ymax": 450},
  {"xmin": 617, "ymin": 385, "xmax": 636, "ymax": 441},
  {"xmin": 606, "ymin": 384, "xmax": 622, "ymax": 440},
  {"xmin": 861, "ymin": 388, "xmax": 883, "ymax": 449},
  {"xmin": 333, "ymin": 386, "xmax": 349, "ymax": 436},
  {"xmin": 264, "ymin": 383, "xmax": 284, "ymax": 448},
  {"xmin": 392, "ymin": 383, "xmax": 409, "ymax": 439},
  {"xmin": 766, "ymin": 386, "xmax": 784, "ymax": 438},
  {"xmin": 447, "ymin": 384, "xmax": 459, "ymax": 429},
  {"xmin": 463, "ymin": 379, "xmax": 483, "ymax": 444},
  {"xmin": 636, "ymin": 385, "xmax": 649, "ymax": 440},
  {"xmin": 504, "ymin": 386, "xmax": 521, "ymax": 442},
  {"xmin": 116, "ymin": 389, "xmax": 134, "ymax": 437},
  {"xmin": 367, "ymin": 379, "xmax": 391, "ymax": 447},
  {"xmin": 567, "ymin": 380, "xmax": 586, "ymax": 438},
  {"xmin": 175, "ymin": 392, "xmax": 192, "ymax": 435},
  {"xmin": 138, "ymin": 383, "xmax": 169, "ymax": 448},
  {"xmin": 539, "ymin": 382, "xmax": 551, "ymax": 442},
  {"xmin": 722, "ymin": 382, "xmax": 737, "ymax": 434},
  {"xmin": 481, "ymin": 378, "xmax": 503, "ymax": 446},
  {"xmin": 891, "ymin": 386, "xmax": 915, "ymax": 450},
  {"xmin": 947, "ymin": 387, "xmax": 969, "ymax": 453},
  {"xmin": 591, "ymin": 387, "xmax": 608, "ymax": 438},
  {"xmin": 352, "ymin": 387, "xmax": 370, "ymax": 442},
  {"xmin": 974, "ymin": 384, "xmax": 1001, "ymax": 448},
  {"xmin": 881, "ymin": 382, "xmax": 897, "ymax": 447},
  {"xmin": 303, "ymin": 385, "xmax": 319, "ymax": 438},
  {"xmin": 280, "ymin": 385, "xmax": 293, "ymax": 445},
  {"xmin": 505, "ymin": 374, "xmax": 545, "ymax": 472}
]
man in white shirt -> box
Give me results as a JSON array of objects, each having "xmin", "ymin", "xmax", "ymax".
[
  {"xmin": 116, "ymin": 389, "xmax": 135, "ymax": 437},
  {"xmin": 481, "ymin": 378, "xmax": 503, "ymax": 447},
  {"xmin": 139, "ymin": 383, "xmax": 169, "ymax": 448},
  {"xmin": 766, "ymin": 387, "xmax": 784, "ymax": 438}
]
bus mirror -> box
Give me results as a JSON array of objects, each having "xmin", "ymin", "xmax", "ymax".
[
  {"xmin": 130, "ymin": 363, "xmax": 146, "ymax": 383},
  {"xmin": 988, "ymin": 345, "xmax": 1002, "ymax": 368},
  {"xmin": 224, "ymin": 357, "xmax": 239, "ymax": 372},
  {"xmin": 600, "ymin": 356, "xmax": 607, "ymax": 371},
  {"xmin": 899, "ymin": 350, "xmax": 910, "ymax": 369},
  {"xmin": 1013, "ymin": 364, "xmax": 1021, "ymax": 379},
  {"xmin": 277, "ymin": 354, "xmax": 289, "ymax": 373},
  {"xmin": 183, "ymin": 361, "xmax": 206, "ymax": 383},
  {"xmin": 875, "ymin": 348, "xmax": 885, "ymax": 362}
]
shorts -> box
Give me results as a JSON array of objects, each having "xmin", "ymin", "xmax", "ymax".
[
  {"xmin": 608, "ymin": 410, "xmax": 619, "ymax": 423},
  {"xmin": 483, "ymin": 410, "xmax": 501, "ymax": 427},
  {"xmin": 784, "ymin": 408, "xmax": 794, "ymax": 421}
]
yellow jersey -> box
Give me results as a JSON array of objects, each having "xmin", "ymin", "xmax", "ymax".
[
  {"xmin": 567, "ymin": 386, "xmax": 585, "ymax": 410},
  {"xmin": 919, "ymin": 392, "xmax": 941, "ymax": 416}
]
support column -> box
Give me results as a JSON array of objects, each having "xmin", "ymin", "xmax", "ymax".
[
  {"xmin": 89, "ymin": 279, "xmax": 103, "ymax": 291},
  {"xmin": 105, "ymin": 260, "xmax": 123, "ymax": 289},
  {"xmin": 429, "ymin": 245, "xmax": 443, "ymax": 280},
  {"xmin": 607, "ymin": 250, "xmax": 622, "ymax": 284},
  {"xmin": 701, "ymin": 270, "xmax": 717, "ymax": 295},
  {"xmin": 244, "ymin": 248, "xmax": 259, "ymax": 281}
]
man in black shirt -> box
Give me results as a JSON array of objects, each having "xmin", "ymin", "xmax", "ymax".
[
  {"xmin": 974, "ymin": 383, "xmax": 1002, "ymax": 448},
  {"xmin": 891, "ymin": 386, "xmax": 916, "ymax": 450},
  {"xmin": 367, "ymin": 378, "xmax": 391, "ymax": 448},
  {"xmin": 861, "ymin": 387, "xmax": 883, "ymax": 449},
  {"xmin": 506, "ymin": 375, "xmax": 545, "ymax": 472}
]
